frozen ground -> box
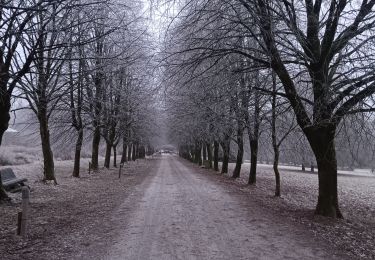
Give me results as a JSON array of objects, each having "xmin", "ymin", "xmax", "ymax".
[
  {"xmin": 231, "ymin": 162, "xmax": 375, "ymax": 224},
  {"xmin": 224, "ymin": 162, "xmax": 375, "ymax": 258},
  {"xmin": 0, "ymin": 156, "xmax": 374, "ymax": 259},
  {"xmin": 0, "ymin": 157, "xmax": 156, "ymax": 259},
  {"xmin": 253, "ymin": 163, "xmax": 375, "ymax": 177}
]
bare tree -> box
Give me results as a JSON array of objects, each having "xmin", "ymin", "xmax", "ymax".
[{"xmin": 162, "ymin": 0, "xmax": 375, "ymax": 218}]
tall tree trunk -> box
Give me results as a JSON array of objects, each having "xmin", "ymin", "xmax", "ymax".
[
  {"xmin": 136, "ymin": 144, "xmax": 140, "ymax": 159},
  {"xmin": 246, "ymin": 86, "xmax": 261, "ymax": 185},
  {"xmin": 189, "ymin": 145, "xmax": 194, "ymax": 162},
  {"xmin": 121, "ymin": 144, "xmax": 127, "ymax": 163},
  {"xmin": 39, "ymin": 110, "xmax": 56, "ymax": 183},
  {"xmin": 273, "ymin": 149, "xmax": 281, "ymax": 196},
  {"xmin": 72, "ymin": 128, "xmax": 83, "ymax": 178},
  {"xmin": 202, "ymin": 145, "xmax": 207, "ymax": 161},
  {"xmin": 139, "ymin": 145, "xmax": 145, "ymax": 158},
  {"xmin": 271, "ymin": 71, "xmax": 280, "ymax": 196},
  {"xmin": 91, "ymin": 127, "xmax": 100, "ymax": 170},
  {"xmin": 194, "ymin": 142, "xmax": 200, "ymax": 165},
  {"xmin": 206, "ymin": 142, "xmax": 212, "ymax": 168},
  {"xmin": 113, "ymin": 145, "xmax": 117, "ymax": 167},
  {"xmin": 0, "ymin": 92, "xmax": 10, "ymax": 146},
  {"xmin": 248, "ymin": 139, "xmax": 258, "ymax": 184},
  {"xmin": 306, "ymin": 126, "xmax": 342, "ymax": 218},
  {"xmin": 128, "ymin": 143, "xmax": 132, "ymax": 162},
  {"xmin": 0, "ymin": 92, "xmax": 11, "ymax": 198},
  {"xmin": 221, "ymin": 140, "xmax": 230, "ymax": 174},
  {"xmin": 213, "ymin": 140, "xmax": 219, "ymax": 171},
  {"xmin": 232, "ymin": 124, "xmax": 244, "ymax": 178},
  {"xmin": 194, "ymin": 142, "xmax": 202, "ymax": 166},
  {"xmin": 132, "ymin": 144, "xmax": 136, "ymax": 161},
  {"xmin": 104, "ymin": 141, "xmax": 111, "ymax": 168}
]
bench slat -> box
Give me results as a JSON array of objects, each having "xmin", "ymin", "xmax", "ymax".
[
  {"xmin": 0, "ymin": 168, "xmax": 28, "ymax": 191},
  {"xmin": 3, "ymin": 178, "xmax": 27, "ymax": 185},
  {"xmin": 1, "ymin": 168, "xmax": 17, "ymax": 181}
]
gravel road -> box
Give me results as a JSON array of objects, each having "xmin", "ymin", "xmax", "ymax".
[{"xmin": 103, "ymin": 155, "xmax": 348, "ymax": 260}]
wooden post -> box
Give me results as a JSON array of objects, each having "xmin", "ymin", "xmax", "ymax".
[
  {"xmin": 88, "ymin": 162, "xmax": 91, "ymax": 174},
  {"xmin": 17, "ymin": 212, "xmax": 22, "ymax": 235},
  {"xmin": 17, "ymin": 187, "xmax": 30, "ymax": 237}
]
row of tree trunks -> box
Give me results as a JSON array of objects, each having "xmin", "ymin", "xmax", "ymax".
[
  {"xmin": 180, "ymin": 139, "xmax": 264, "ymax": 178},
  {"xmin": 93, "ymin": 141, "xmax": 147, "ymax": 170},
  {"xmin": 180, "ymin": 140, "xmax": 229, "ymax": 174}
]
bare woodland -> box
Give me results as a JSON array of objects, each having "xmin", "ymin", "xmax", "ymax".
[
  {"xmin": 163, "ymin": 0, "xmax": 375, "ymax": 218},
  {"xmin": 1, "ymin": 0, "xmax": 375, "ymax": 258},
  {"xmin": 0, "ymin": 0, "xmax": 157, "ymax": 197}
]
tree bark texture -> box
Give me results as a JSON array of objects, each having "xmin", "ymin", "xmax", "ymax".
[
  {"xmin": 113, "ymin": 145, "xmax": 117, "ymax": 167},
  {"xmin": 202, "ymin": 145, "xmax": 207, "ymax": 161},
  {"xmin": 206, "ymin": 143, "xmax": 212, "ymax": 168},
  {"xmin": 213, "ymin": 141, "xmax": 219, "ymax": 171},
  {"xmin": 121, "ymin": 144, "xmax": 127, "ymax": 163},
  {"xmin": 132, "ymin": 144, "xmax": 136, "ymax": 161},
  {"xmin": 221, "ymin": 140, "xmax": 230, "ymax": 174},
  {"xmin": 128, "ymin": 144, "xmax": 132, "ymax": 162},
  {"xmin": 91, "ymin": 127, "xmax": 101, "ymax": 170},
  {"xmin": 39, "ymin": 109, "xmax": 56, "ymax": 183},
  {"xmin": 72, "ymin": 129, "xmax": 83, "ymax": 178},
  {"xmin": 0, "ymin": 92, "xmax": 11, "ymax": 196},
  {"xmin": 232, "ymin": 124, "xmax": 244, "ymax": 179},
  {"xmin": 248, "ymin": 139, "xmax": 258, "ymax": 184},
  {"xmin": 104, "ymin": 141, "xmax": 111, "ymax": 168},
  {"xmin": 306, "ymin": 126, "xmax": 342, "ymax": 218}
]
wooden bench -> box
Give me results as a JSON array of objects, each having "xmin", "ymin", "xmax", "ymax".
[{"xmin": 0, "ymin": 168, "xmax": 28, "ymax": 192}]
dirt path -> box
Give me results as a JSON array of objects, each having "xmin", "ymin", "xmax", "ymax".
[{"xmin": 102, "ymin": 155, "xmax": 348, "ymax": 260}]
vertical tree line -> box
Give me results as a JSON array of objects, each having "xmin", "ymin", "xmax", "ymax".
[
  {"xmin": 0, "ymin": 0, "xmax": 158, "ymax": 199},
  {"xmin": 162, "ymin": 0, "xmax": 375, "ymax": 218}
]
